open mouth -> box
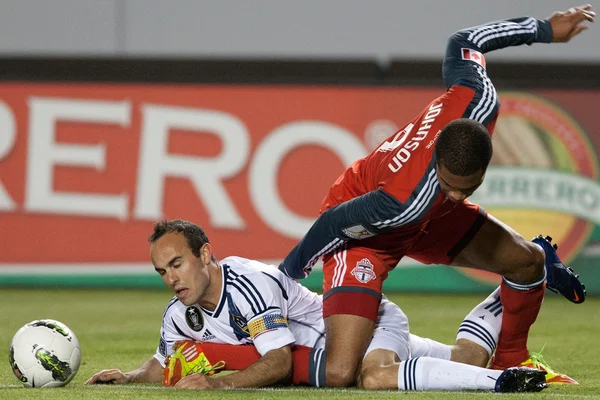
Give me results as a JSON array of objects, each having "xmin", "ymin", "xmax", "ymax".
[{"xmin": 175, "ymin": 288, "xmax": 188, "ymax": 298}]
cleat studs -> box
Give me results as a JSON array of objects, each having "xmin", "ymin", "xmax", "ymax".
[
  {"xmin": 545, "ymin": 235, "xmax": 553, "ymax": 242},
  {"xmin": 553, "ymin": 244, "xmax": 558, "ymax": 250}
]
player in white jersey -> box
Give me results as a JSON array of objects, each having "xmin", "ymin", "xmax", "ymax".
[{"xmin": 86, "ymin": 220, "xmax": 547, "ymax": 392}]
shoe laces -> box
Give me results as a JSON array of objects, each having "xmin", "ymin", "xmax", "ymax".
[
  {"xmin": 528, "ymin": 344, "xmax": 556, "ymax": 373},
  {"xmin": 190, "ymin": 357, "xmax": 226, "ymax": 375}
]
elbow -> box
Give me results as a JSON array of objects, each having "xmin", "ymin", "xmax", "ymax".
[{"xmin": 447, "ymin": 30, "xmax": 468, "ymax": 48}]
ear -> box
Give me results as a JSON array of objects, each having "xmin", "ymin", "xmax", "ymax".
[{"xmin": 199, "ymin": 243, "xmax": 214, "ymax": 265}]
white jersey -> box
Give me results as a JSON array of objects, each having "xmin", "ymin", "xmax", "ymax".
[{"xmin": 154, "ymin": 256, "xmax": 325, "ymax": 367}]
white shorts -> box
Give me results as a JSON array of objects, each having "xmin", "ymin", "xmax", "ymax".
[{"xmin": 364, "ymin": 296, "xmax": 410, "ymax": 361}]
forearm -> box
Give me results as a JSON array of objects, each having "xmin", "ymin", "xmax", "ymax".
[
  {"xmin": 279, "ymin": 189, "xmax": 404, "ymax": 279},
  {"xmin": 211, "ymin": 346, "xmax": 292, "ymax": 388},
  {"xmin": 124, "ymin": 357, "xmax": 163, "ymax": 383},
  {"xmin": 452, "ymin": 17, "xmax": 552, "ymax": 54},
  {"xmin": 442, "ymin": 17, "xmax": 552, "ymax": 93}
]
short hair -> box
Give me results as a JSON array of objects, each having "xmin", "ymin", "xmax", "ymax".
[
  {"xmin": 148, "ymin": 219, "xmax": 216, "ymax": 261},
  {"xmin": 434, "ymin": 118, "xmax": 493, "ymax": 176}
]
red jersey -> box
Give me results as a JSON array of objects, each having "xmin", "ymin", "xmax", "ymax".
[
  {"xmin": 280, "ymin": 16, "xmax": 553, "ymax": 279},
  {"xmin": 323, "ymin": 85, "xmax": 497, "ymax": 228}
]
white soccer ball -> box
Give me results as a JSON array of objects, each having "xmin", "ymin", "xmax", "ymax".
[{"xmin": 9, "ymin": 319, "xmax": 81, "ymax": 388}]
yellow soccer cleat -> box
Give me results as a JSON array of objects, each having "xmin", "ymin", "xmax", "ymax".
[
  {"xmin": 162, "ymin": 340, "xmax": 225, "ymax": 386},
  {"xmin": 519, "ymin": 347, "xmax": 578, "ymax": 385}
]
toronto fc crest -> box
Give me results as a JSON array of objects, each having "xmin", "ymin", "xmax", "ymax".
[{"xmin": 351, "ymin": 258, "xmax": 376, "ymax": 283}]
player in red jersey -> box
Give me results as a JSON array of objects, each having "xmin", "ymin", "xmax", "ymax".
[{"xmin": 279, "ymin": 5, "xmax": 594, "ymax": 387}]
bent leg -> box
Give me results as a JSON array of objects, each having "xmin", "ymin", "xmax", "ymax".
[
  {"xmin": 359, "ymin": 351, "xmax": 511, "ymax": 391},
  {"xmin": 320, "ymin": 243, "xmax": 399, "ymax": 387},
  {"xmin": 452, "ymin": 214, "xmax": 545, "ymax": 281},
  {"xmin": 324, "ymin": 313, "xmax": 375, "ymax": 387},
  {"xmin": 452, "ymin": 214, "xmax": 545, "ymax": 368}
]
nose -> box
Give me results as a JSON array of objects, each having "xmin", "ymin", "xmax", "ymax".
[
  {"xmin": 446, "ymin": 191, "xmax": 466, "ymax": 203},
  {"xmin": 165, "ymin": 269, "xmax": 179, "ymax": 286}
]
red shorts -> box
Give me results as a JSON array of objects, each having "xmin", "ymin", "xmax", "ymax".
[{"xmin": 322, "ymin": 200, "xmax": 487, "ymax": 321}]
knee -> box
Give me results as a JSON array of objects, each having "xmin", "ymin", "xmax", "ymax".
[
  {"xmin": 504, "ymin": 242, "xmax": 545, "ymax": 281},
  {"xmin": 357, "ymin": 367, "xmax": 386, "ymax": 390},
  {"xmin": 326, "ymin": 364, "xmax": 357, "ymax": 388},
  {"xmin": 451, "ymin": 340, "xmax": 490, "ymax": 368}
]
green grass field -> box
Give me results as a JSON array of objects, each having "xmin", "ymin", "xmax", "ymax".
[{"xmin": 1, "ymin": 288, "xmax": 599, "ymax": 399}]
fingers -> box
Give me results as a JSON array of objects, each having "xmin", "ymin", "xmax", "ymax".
[
  {"xmin": 571, "ymin": 23, "xmax": 590, "ymax": 38},
  {"xmin": 85, "ymin": 369, "xmax": 124, "ymax": 385},
  {"xmin": 173, "ymin": 373, "xmax": 210, "ymax": 389},
  {"xmin": 572, "ymin": 4, "xmax": 596, "ymax": 22}
]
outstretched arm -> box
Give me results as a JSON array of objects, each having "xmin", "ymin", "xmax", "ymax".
[
  {"xmin": 85, "ymin": 356, "xmax": 163, "ymax": 384},
  {"xmin": 443, "ymin": 4, "xmax": 594, "ymax": 126},
  {"xmin": 174, "ymin": 345, "xmax": 292, "ymax": 389}
]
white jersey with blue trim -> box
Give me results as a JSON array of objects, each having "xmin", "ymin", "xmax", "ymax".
[{"xmin": 154, "ymin": 256, "xmax": 324, "ymax": 367}]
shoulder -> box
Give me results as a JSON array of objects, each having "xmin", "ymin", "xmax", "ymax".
[
  {"xmin": 222, "ymin": 257, "xmax": 289, "ymax": 310},
  {"xmin": 222, "ymin": 256, "xmax": 284, "ymax": 284},
  {"xmin": 162, "ymin": 296, "xmax": 183, "ymax": 319}
]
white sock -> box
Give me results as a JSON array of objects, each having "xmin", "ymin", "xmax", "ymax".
[
  {"xmin": 409, "ymin": 334, "xmax": 452, "ymax": 360},
  {"xmin": 456, "ymin": 286, "xmax": 502, "ymax": 357},
  {"xmin": 397, "ymin": 356, "xmax": 503, "ymax": 391}
]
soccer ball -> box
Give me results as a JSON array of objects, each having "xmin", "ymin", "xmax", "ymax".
[{"xmin": 9, "ymin": 319, "xmax": 81, "ymax": 388}]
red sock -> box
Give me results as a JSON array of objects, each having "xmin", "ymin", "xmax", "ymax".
[
  {"xmin": 291, "ymin": 345, "xmax": 313, "ymax": 385},
  {"xmin": 200, "ymin": 342, "xmax": 314, "ymax": 383},
  {"xmin": 492, "ymin": 280, "xmax": 545, "ymax": 368},
  {"xmin": 200, "ymin": 343, "xmax": 260, "ymax": 370}
]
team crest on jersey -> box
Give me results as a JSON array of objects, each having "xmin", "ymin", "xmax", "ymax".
[
  {"xmin": 227, "ymin": 293, "xmax": 250, "ymax": 340},
  {"xmin": 185, "ymin": 305, "xmax": 204, "ymax": 331},
  {"xmin": 351, "ymin": 258, "xmax": 377, "ymax": 283},
  {"xmin": 342, "ymin": 224, "xmax": 376, "ymax": 240}
]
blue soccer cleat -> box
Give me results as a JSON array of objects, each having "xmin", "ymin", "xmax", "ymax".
[{"xmin": 532, "ymin": 235, "xmax": 586, "ymax": 304}]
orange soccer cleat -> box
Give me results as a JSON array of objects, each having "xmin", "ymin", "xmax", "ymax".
[{"xmin": 162, "ymin": 340, "xmax": 225, "ymax": 386}]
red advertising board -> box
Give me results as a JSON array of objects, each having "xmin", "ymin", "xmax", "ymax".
[{"xmin": 0, "ymin": 83, "xmax": 599, "ymax": 290}]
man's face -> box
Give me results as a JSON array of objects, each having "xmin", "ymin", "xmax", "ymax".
[
  {"xmin": 436, "ymin": 162, "xmax": 485, "ymax": 203},
  {"xmin": 150, "ymin": 232, "xmax": 210, "ymax": 306}
]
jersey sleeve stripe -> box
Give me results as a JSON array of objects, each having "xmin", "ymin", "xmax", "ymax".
[
  {"xmin": 385, "ymin": 172, "xmax": 439, "ymax": 228},
  {"xmin": 170, "ymin": 317, "xmax": 186, "ymax": 337},
  {"xmin": 475, "ymin": 19, "xmax": 537, "ymax": 47},
  {"xmin": 238, "ymin": 275, "xmax": 268, "ymax": 311},
  {"xmin": 372, "ymin": 168, "xmax": 436, "ymax": 226},
  {"xmin": 373, "ymin": 167, "xmax": 440, "ymax": 228},
  {"xmin": 261, "ymin": 272, "xmax": 289, "ymax": 300},
  {"xmin": 228, "ymin": 281, "xmax": 258, "ymax": 314},
  {"xmin": 477, "ymin": 80, "xmax": 497, "ymax": 125},
  {"xmin": 466, "ymin": 66, "xmax": 498, "ymax": 125},
  {"xmin": 305, "ymin": 237, "xmax": 345, "ymax": 272},
  {"xmin": 161, "ymin": 296, "xmax": 179, "ymax": 321},
  {"xmin": 468, "ymin": 18, "xmax": 536, "ymax": 45}
]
